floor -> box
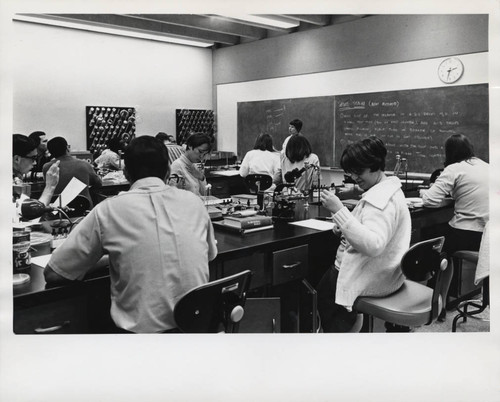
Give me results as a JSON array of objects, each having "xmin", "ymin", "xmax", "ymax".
[
  {"xmin": 414, "ymin": 298, "xmax": 490, "ymax": 333},
  {"xmin": 368, "ymin": 295, "xmax": 490, "ymax": 333}
]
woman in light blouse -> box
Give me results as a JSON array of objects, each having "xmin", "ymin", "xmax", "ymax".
[{"xmin": 170, "ymin": 133, "xmax": 212, "ymax": 197}]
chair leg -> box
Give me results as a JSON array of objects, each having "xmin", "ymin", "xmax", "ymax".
[{"xmin": 451, "ymin": 278, "xmax": 489, "ymax": 332}]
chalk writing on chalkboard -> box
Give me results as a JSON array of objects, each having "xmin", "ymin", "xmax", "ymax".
[
  {"xmin": 237, "ymin": 85, "xmax": 488, "ymax": 174},
  {"xmin": 335, "ymin": 85, "xmax": 488, "ymax": 173}
]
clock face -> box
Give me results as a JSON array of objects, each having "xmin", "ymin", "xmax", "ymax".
[{"xmin": 438, "ymin": 57, "xmax": 464, "ymax": 84}]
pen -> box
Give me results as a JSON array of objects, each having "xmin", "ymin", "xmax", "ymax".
[{"xmin": 315, "ymin": 216, "xmax": 333, "ymax": 221}]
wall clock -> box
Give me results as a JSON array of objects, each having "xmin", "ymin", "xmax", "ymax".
[{"xmin": 438, "ymin": 57, "xmax": 464, "ymax": 84}]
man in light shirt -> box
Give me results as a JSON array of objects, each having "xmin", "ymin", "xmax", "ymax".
[{"xmin": 44, "ymin": 136, "xmax": 217, "ymax": 333}]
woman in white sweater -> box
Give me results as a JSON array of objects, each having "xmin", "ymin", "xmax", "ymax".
[
  {"xmin": 239, "ymin": 133, "xmax": 280, "ymax": 178},
  {"xmin": 420, "ymin": 133, "xmax": 489, "ymax": 319},
  {"xmin": 317, "ymin": 136, "xmax": 411, "ymax": 332}
]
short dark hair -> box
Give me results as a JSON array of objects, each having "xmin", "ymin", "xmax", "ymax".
[
  {"xmin": 107, "ymin": 137, "xmax": 122, "ymax": 153},
  {"xmin": 185, "ymin": 132, "xmax": 212, "ymax": 151},
  {"xmin": 124, "ymin": 136, "xmax": 169, "ymax": 182},
  {"xmin": 29, "ymin": 131, "xmax": 46, "ymax": 147},
  {"xmin": 340, "ymin": 136, "xmax": 387, "ymax": 174},
  {"xmin": 253, "ymin": 133, "xmax": 274, "ymax": 152},
  {"xmin": 47, "ymin": 137, "xmax": 68, "ymax": 158},
  {"xmin": 289, "ymin": 119, "xmax": 303, "ymax": 132},
  {"xmin": 285, "ymin": 135, "xmax": 312, "ymax": 163},
  {"xmin": 13, "ymin": 134, "xmax": 36, "ymax": 157},
  {"xmin": 444, "ymin": 134, "xmax": 475, "ymax": 167},
  {"xmin": 155, "ymin": 132, "xmax": 169, "ymax": 143}
]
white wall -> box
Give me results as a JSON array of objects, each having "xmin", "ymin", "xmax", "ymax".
[
  {"xmin": 12, "ymin": 21, "xmax": 213, "ymax": 151},
  {"xmin": 216, "ymin": 52, "xmax": 488, "ymax": 159}
]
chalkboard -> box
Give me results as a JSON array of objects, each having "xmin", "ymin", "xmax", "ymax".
[
  {"xmin": 237, "ymin": 96, "xmax": 335, "ymax": 165},
  {"xmin": 236, "ymin": 84, "xmax": 488, "ymax": 174},
  {"xmin": 335, "ymin": 84, "xmax": 489, "ymax": 173}
]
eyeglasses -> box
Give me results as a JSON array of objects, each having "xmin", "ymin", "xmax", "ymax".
[
  {"xmin": 345, "ymin": 168, "xmax": 369, "ymax": 177},
  {"xmin": 22, "ymin": 155, "xmax": 38, "ymax": 162},
  {"xmin": 196, "ymin": 148, "xmax": 210, "ymax": 157}
]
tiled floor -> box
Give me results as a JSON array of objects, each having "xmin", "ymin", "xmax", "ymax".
[
  {"xmin": 414, "ymin": 301, "xmax": 490, "ymax": 333},
  {"xmin": 365, "ymin": 296, "xmax": 490, "ymax": 333}
]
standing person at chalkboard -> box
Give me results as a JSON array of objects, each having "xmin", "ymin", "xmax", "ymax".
[
  {"xmin": 274, "ymin": 135, "xmax": 320, "ymax": 193},
  {"xmin": 281, "ymin": 119, "xmax": 303, "ymax": 155},
  {"xmin": 419, "ymin": 133, "xmax": 489, "ymax": 320}
]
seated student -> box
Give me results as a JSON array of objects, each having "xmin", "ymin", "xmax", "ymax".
[
  {"xmin": 239, "ymin": 133, "xmax": 280, "ymax": 179},
  {"xmin": 43, "ymin": 136, "xmax": 102, "ymax": 209},
  {"xmin": 170, "ymin": 132, "xmax": 212, "ymax": 197},
  {"xmin": 44, "ymin": 136, "xmax": 218, "ymax": 333},
  {"xmin": 94, "ymin": 137, "xmax": 122, "ymax": 170},
  {"xmin": 317, "ymin": 136, "xmax": 411, "ymax": 332},
  {"xmin": 13, "ymin": 134, "xmax": 59, "ymax": 206},
  {"xmin": 28, "ymin": 131, "xmax": 51, "ymax": 182},
  {"xmin": 274, "ymin": 135, "xmax": 320, "ymax": 193},
  {"xmin": 156, "ymin": 131, "xmax": 185, "ymax": 165},
  {"xmin": 420, "ymin": 133, "xmax": 489, "ymax": 319}
]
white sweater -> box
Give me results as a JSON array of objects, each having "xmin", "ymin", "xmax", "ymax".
[
  {"xmin": 331, "ymin": 176, "xmax": 411, "ymax": 310},
  {"xmin": 420, "ymin": 157, "xmax": 489, "ymax": 232}
]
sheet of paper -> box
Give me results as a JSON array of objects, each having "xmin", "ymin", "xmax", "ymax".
[
  {"xmin": 53, "ymin": 177, "xmax": 86, "ymax": 208},
  {"xmin": 289, "ymin": 219, "xmax": 335, "ymax": 231},
  {"xmin": 31, "ymin": 254, "xmax": 52, "ymax": 268}
]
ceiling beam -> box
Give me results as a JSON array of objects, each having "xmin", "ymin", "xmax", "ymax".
[
  {"xmin": 47, "ymin": 14, "xmax": 240, "ymax": 45},
  {"xmin": 130, "ymin": 14, "xmax": 267, "ymax": 40}
]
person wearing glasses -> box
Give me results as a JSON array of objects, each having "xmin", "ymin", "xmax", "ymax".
[
  {"xmin": 170, "ymin": 132, "xmax": 212, "ymax": 197},
  {"xmin": 317, "ymin": 136, "xmax": 411, "ymax": 332},
  {"xmin": 12, "ymin": 133, "xmax": 59, "ymax": 205}
]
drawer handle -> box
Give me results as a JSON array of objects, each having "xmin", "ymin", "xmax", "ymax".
[
  {"xmin": 34, "ymin": 321, "xmax": 70, "ymax": 334},
  {"xmin": 282, "ymin": 261, "xmax": 301, "ymax": 269}
]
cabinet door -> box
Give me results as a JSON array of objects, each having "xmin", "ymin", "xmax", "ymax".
[
  {"xmin": 298, "ymin": 279, "xmax": 318, "ymax": 333},
  {"xmin": 272, "ymin": 245, "xmax": 308, "ymax": 286},
  {"xmin": 14, "ymin": 296, "xmax": 88, "ymax": 334},
  {"xmin": 239, "ymin": 297, "xmax": 280, "ymax": 333}
]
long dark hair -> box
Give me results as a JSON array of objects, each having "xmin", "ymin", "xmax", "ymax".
[{"xmin": 444, "ymin": 134, "xmax": 475, "ymax": 167}]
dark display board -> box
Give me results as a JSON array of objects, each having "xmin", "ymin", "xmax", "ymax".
[
  {"xmin": 86, "ymin": 106, "xmax": 136, "ymax": 154},
  {"xmin": 176, "ymin": 109, "xmax": 215, "ymax": 146},
  {"xmin": 237, "ymin": 96, "xmax": 335, "ymax": 165},
  {"xmin": 335, "ymin": 84, "xmax": 489, "ymax": 173},
  {"xmin": 236, "ymin": 85, "xmax": 488, "ymax": 173}
]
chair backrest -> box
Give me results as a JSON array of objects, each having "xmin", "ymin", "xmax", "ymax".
[
  {"xmin": 400, "ymin": 236, "xmax": 448, "ymax": 324},
  {"xmin": 174, "ymin": 270, "xmax": 253, "ymax": 333},
  {"xmin": 51, "ymin": 194, "xmax": 91, "ymax": 217},
  {"xmin": 245, "ymin": 174, "xmax": 272, "ymax": 194}
]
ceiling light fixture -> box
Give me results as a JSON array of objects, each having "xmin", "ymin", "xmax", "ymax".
[
  {"xmin": 13, "ymin": 14, "xmax": 214, "ymax": 48},
  {"xmin": 223, "ymin": 14, "xmax": 299, "ymax": 29}
]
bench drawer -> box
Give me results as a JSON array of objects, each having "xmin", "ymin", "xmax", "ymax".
[{"xmin": 272, "ymin": 245, "xmax": 308, "ymax": 286}]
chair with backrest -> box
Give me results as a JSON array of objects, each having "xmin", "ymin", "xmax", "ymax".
[
  {"xmin": 451, "ymin": 221, "xmax": 490, "ymax": 332},
  {"xmin": 244, "ymin": 174, "xmax": 273, "ymax": 209},
  {"xmin": 174, "ymin": 270, "xmax": 253, "ymax": 333},
  {"xmin": 353, "ymin": 236, "xmax": 448, "ymax": 332},
  {"xmin": 50, "ymin": 194, "xmax": 91, "ymax": 218}
]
